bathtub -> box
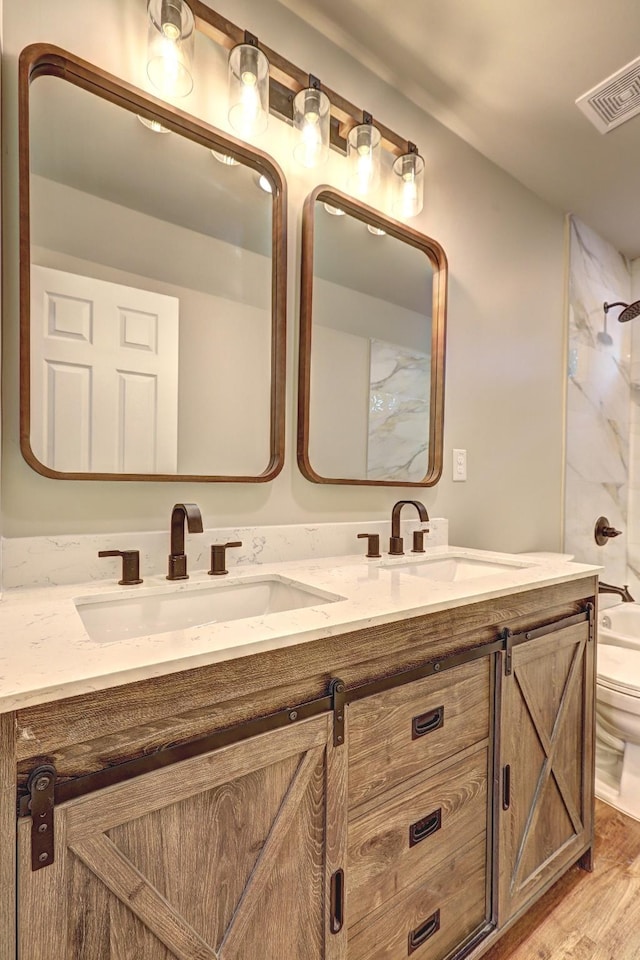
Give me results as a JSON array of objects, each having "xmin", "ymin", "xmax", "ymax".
[{"xmin": 599, "ymin": 603, "xmax": 640, "ymax": 651}]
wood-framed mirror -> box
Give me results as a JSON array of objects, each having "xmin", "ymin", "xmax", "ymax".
[
  {"xmin": 19, "ymin": 44, "xmax": 286, "ymax": 482},
  {"xmin": 297, "ymin": 186, "xmax": 447, "ymax": 486}
]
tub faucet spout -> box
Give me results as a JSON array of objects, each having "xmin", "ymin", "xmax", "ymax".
[{"xmin": 599, "ymin": 581, "xmax": 635, "ymax": 603}]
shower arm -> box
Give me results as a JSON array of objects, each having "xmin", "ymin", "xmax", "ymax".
[
  {"xmin": 604, "ymin": 301, "xmax": 628, "ymax": 313},
  {"xmin": 604, "ymin": 300, "xmax": 640, "ymax": 323}
]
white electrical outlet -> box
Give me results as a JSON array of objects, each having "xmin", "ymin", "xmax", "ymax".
[{"xmin": 453, "ymin": 448, "xmax": 467, "ymax": 481}]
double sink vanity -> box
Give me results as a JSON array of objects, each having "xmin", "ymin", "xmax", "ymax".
[{"xmin": 0, "ymin": 506, "xmax": 599, "ymax": 960}]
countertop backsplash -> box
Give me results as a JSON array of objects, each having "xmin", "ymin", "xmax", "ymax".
[{"xmin": 1, "ymin": 518, "xmax": 448, "ymax": 590}]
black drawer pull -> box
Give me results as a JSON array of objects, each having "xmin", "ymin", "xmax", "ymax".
[
  {"xmin": 502, "ymin": 764, "xmax": 511, "ymax": 811},
  {"xmin": 411, "ymin": 705, "xmax": 445, "ymax": 739},
  {"xmin": 408, "ymin": 909, "xmax": 440, "ymax": 954},
  {"xmin": 329, "ymin": 868, "xmax": 344, "ymax": 934},
  {"xmin": 409, "ymin": 807, "xmax": 442, "ymax": 847}
]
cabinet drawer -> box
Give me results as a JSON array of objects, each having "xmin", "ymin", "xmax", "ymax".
[
  {"xmin": 348, "ymin": 743, "xmax": 488, "ymax": 928},
  {"xmin": 348, "ymin": 834, "xmax": 487, "ymax": 960},
  {"xmin": 348, "ymin": 658, "xmax": 490, "ymax": 808}
]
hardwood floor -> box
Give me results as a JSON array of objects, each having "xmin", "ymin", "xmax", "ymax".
[{"xmin": 484, "ymin": 800, "xmax": 640, "ymax": 959}]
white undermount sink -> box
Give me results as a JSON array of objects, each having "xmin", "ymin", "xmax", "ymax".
[
  {"xmin": 75, "ymin": 576, "xmax": 344, "ymax": 644},
  {"xmin": 380, "ymin": 553, "xmax": 534, "ymax": 583}
]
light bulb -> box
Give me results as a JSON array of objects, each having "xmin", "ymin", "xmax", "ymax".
[
  {"xmin": 367, "ymin": 225, "xmax": 386, "ymax": 236},
  {"xmin": 160, "ymin": 0, "xmax": 182, "ymax": 39},
  {"xmin": 159, "ymin": 36, "xmax": 180, "ymax": 91},
  {"xmin": 401, "ymin": 178, "xmax": 418, "ymax": 217},
  {"xmin": 356, "ymin": 145, "xmax": 372, "ymax": 193},
  {"xmin": 162, "ymin": 21, "xmax": 180, "ymax": 40},
  {"xmin": 257, "ymin": 174, "xmax": 273, "ymax": 194},
  {"xmin": 238, "ymin": 78, "xmax": 260, "ymax": 134},
  {"xmin": 300, "ymin": 114, "xmax": 322, "ymax": 166}
]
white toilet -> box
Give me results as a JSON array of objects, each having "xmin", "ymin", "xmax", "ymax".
[{"xmin": 595, "ymin": 638, "xmax": 640, "ymax": 821}]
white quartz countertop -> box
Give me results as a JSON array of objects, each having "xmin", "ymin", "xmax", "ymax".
[{"xmin": 0, "ymin": 546, "xmax": 600, "ymax": 713}]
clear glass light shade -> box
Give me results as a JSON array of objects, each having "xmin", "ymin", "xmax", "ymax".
[
  {"xmin": 292, "ymin": 87, "xmax": 330, "ymax": 168},
  {"xmin": 138, "ymin": 115, "xmax": 172, "ymax": 134},
  {"xmin": 346, "ymin": 123, "xmax": 381, "ymax": 198},
  {"xmin": 211, "ymin": 150, "xmax": 239, "ymax": 166},
  {"xmin": 147, "ymin": 0, "xmax": 195, "ymax": 98},
  {"xmin": 392, "ymin": 152, "xmax": 425, "ymax": 218},
  {"xmin": 228, "ymin": 43, "xmax": 270, "ymax": 137}
]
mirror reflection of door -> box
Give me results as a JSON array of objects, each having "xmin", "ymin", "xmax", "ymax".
[{"xmin": 30, "ymin": 266, "xmax": 179, "ymax": 474}]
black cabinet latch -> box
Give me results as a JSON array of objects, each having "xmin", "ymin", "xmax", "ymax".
[
  {"xmin": 330, "ymin": 678, "xmax": 346, "ymax": 747},
  {"xmin": 27, "ymin": 764, "xmax": 56, "ymax": 871}
]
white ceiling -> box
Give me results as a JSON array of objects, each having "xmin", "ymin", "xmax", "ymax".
[{"xmin": 277, "ymin": 0, "xmax": 640, "ymax": 258}]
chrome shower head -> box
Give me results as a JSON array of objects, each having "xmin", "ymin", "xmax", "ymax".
[{"xmin": 604, "ymin": 300, "xmax": 640, "ymax": 323}]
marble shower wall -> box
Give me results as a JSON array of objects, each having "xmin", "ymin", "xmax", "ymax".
[
  {"xmin": 625, "ymin": 261, "xmax": 640, "ymax": 590},
  {"xmin": 565, "ymin": 217, "xmax": 635, "ymax": 590},
  {"xmin": 367, "ymin": 339, "xmax": 430, "ymax": 482}
]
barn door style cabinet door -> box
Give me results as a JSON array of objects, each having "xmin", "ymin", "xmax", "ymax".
[
  {"xmin": 498, "ymin": 616, "xmax": 595, "ymax": 923},
  {"xmin": 17, "ymin": 715, "xmax": 347, "ymax": 960}
]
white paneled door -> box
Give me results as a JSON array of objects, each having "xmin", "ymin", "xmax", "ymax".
[{"xmin": 30, "ymin": 266, "xmax": 179, "ymax": 474}]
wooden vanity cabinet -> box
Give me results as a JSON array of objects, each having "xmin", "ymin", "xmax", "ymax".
[{"xmin": 8, "ymin": 577, "xmax": 597, "ymax": 960}]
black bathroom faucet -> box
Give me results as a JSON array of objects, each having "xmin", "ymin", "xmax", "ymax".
[
  {"xmin": 167, "ymin": 503, "xmax": 204, "ymax": 580},
  {"xmin": 389, "ymin": 500, "xmax": 429, "ymax": 556}
]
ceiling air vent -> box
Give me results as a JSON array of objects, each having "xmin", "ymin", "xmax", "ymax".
[{"xmin": 576, "ymin": 54, "xmax": 640, "ymax": 133}]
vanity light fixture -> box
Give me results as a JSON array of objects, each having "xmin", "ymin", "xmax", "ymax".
[
  {"xmin": 257, "ymin": 173, "xmax": 273, "ymax": 193},
  {"xmin": 228, "ymin": 33, "xmax": 270, "ymax": 137},
  {"xmin": 144, "ymin": 1, "xmax": 426, "ymax": 217},
  {"xmin": 392, "ymin": 146, "xmax": 425, "ymax": 218},
  {"xmin": 293, "ymin": 76, "xmax": 331, "ymax": 168},
  {"xmin": 146, "ymin": 0, "xmax": 195, "ymax": 98},
  {"xmin": 347, "ymin": 113, "xmax": 381, "ymax": 199},
  {"xmin": 367, "ymin": 225, "xmax": 386, "ymax": 236}
]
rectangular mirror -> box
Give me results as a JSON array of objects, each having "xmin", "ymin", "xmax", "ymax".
[
  {"xmin": 19, "ymin": 45, "xmax": 286, "ymax": 482},
  {"xmin": 297, "ymin": 187, "xmax": 447, "ymax": 486}
]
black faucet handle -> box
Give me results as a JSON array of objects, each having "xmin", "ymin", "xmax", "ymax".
[
  {"xmin": 595, "ymin": 516, "xmax": 622, "ymax": 545},
  {"xmin": 412, "ymin": 530, "xmax": 427, "ymax": 554},
  {"xmin": 357, "ymin": 533, "xmax": 381, "ymax": 558},
  {"xmin": 209, "ymin": 541, "xmax": 243, "ymax": 576},
  {"xmin": 98, "ymin": 550, "xmax": 143, "ymax": 585}
]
